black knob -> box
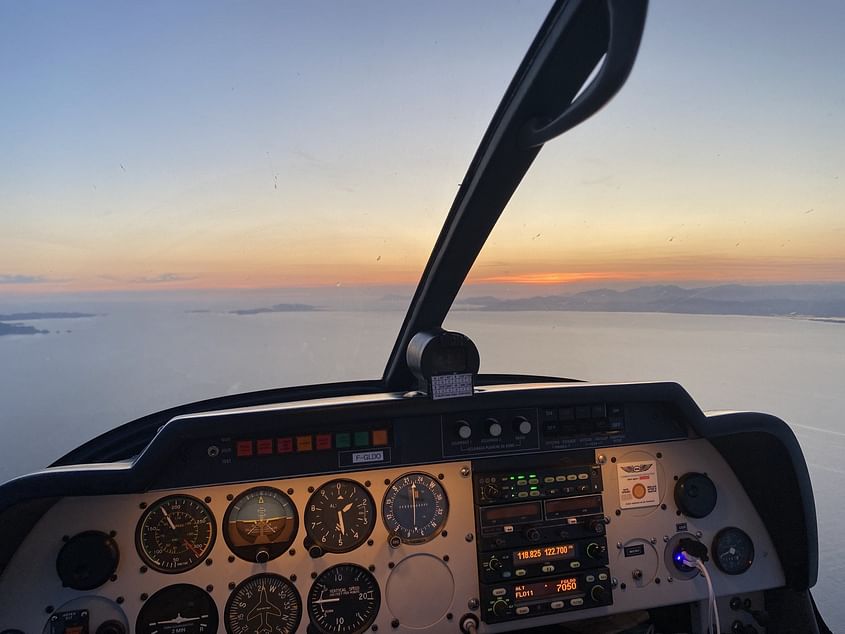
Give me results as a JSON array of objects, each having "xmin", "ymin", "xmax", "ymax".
[
  {"xmin": 590, "ymin": 585, "xmax": 606, "ymax": 602},
  {"xmin": 492, "ymin": 599, "xmax": 509, "ymax": 617},
  {"xmin": 488, "ymin": 556, "xmax": 502, "ymax": 571},
  {"xmin": 255, "ymin": 549, "xmax": 270, "ymax": 563},
  {"xmin": 586, "ymin": 542, "xmax": 605, "ymax": 559},
  {"xmin": 483, "ymin": 483, "xmax": 501, "ymax": 500},
  {"xmin": 524, "ymin": 527, "xmax": 541, "ymax": 542},
  {"xmin": 308, "ymin": 544, "xmax": 324, "ymax": 558},
  {"xmin": 675, "ymin": 472, "xmax": 718, "ymax": 518},
  {"xmin": 56, "ymin": 530, "xmax": 119, "ymax": 591},
  {"xmin": 96, "ymin": 621, "xmax": 127, "ymax": 634},
  {"xmin": 632, "ymin": 568, "xmax": 643, "ymax": 581}
]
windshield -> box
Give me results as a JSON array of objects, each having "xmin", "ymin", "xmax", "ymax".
[
  {"xmin": 0, "ymin": 1, "xmax": 552, "ymax": 478},
  {"xmin": 447, "ymin": 1, "xmax": 844, "ymax": 625}
]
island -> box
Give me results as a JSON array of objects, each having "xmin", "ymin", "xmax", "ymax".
[
  {"xmin": 229, "ymin": 303, "xmax": 317, "ymax": 316},
  {"xmin": 0, "ymin": 322, "xmax": 48, "ymax": 336}
]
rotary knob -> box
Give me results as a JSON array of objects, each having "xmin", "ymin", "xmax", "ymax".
[
  {"xmin": 486, "ymin": 418, "xmax": 503, "ymax": 437},
  {"xmin": 487, "ymin": 556, "xmax": 502, "ymax": 571},
  {"xmin": 591, "ymin": 585, "xmax": 607, "ymax": 602},
  {"xmin": 524, "ymin": 527, "xmax": 541, "ymax": 542},
  {"xmin": 491, "ymin": 599, "xmax": 509, "ymax": 617},
  {"xmin": 456, "ymin": 421, "xmax": 473, "ymax": 440},
  {"xmin": 513, "ymin": 416, "xmax": 532, "ymax": 435},
  {"xmin": 586, "ymin": 542, "xmax": 605, "ymax": 559}
]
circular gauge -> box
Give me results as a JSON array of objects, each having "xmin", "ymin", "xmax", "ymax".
[
  {"xmin": 225, "ymin": 573, "xmax": 302, "ymax": 634},
  {"xmin": 712, "ymin": 527, "xmax": 754, "ymax": 575},
  {"xmin": 136, "ymin": 584, "xmax": 218, "ymax": 634},
  {"xmin": 382, "ymin": 472, "xmax": 449, "ymax": 544},
  {"xmin": 304, "ymin": 479, "xmax": 375, "ymax": 553},
  {"xmin": 136, "ymin": 494, "xmax": 216, "ymax": 573},
  {"xmin": 307, "ymin": 564, "xmax": 380, "ymax": 634},
  {"xmin": 224, "ymin": 487, "xmax": 298, "ymax": 562}
]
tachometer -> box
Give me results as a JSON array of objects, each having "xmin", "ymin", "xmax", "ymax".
[
  {"xmin": 136, "ymin": 495, "xmax": 216, "ymax": 573},
  {"xmin": 224, "ymin": 487, "xmax": 298, "ymax": 562},
  {"xmin": 712, "ymin": 526, "xmax": 754, "ymax": 575},
  {"xmin": 225, "ymin": 573, "xmax": 302, "ymax": 634},
  {"xmin": 307, "ymin": 564, "xmax": 380, "ymax": 634},
  {"xmin": 382, "ymin": 472, "xmax": 448, "ymax": 544},
  {"xmin": 304, "ymin": 480, "xmax": 375, "ymax": 554},
  {"xmin": 136, "ymin": 584, "xmax": 218, "ymax": 634}
]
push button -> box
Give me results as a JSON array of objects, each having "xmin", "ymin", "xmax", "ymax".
[
  {"xmin": 542, "ymin": 564, "xmax": 555, "ymax": 573},
  {"xmin": 492, "ymin": 587, "xmax": 507, "ymax": 597},
  {"xmin": 571, "ymin": 598, "xmax": 584, "ymax": 607},
  {"xmin": 515, "ymin": 607, "xmax": 530, "ymax": 615},
  {"xmin": 550, "ymin": 601, "xmax": 565, "ymax": 609},
  {"xmin": 515, "ymin": 569, "xmax": 527, "ymax": 577}
]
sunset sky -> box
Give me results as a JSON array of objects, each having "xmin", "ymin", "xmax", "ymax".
[{"xmin": 1, "ymin": 0, "xmax": 843, "ymax": 296}]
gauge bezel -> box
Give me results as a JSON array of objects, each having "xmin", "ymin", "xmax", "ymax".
[
  {"xmin": 135, "ymin": 494, "xmax": 217, "ymax": 574},
  {"xmin": 381, "ymin": 471, "xmax": 449, "ymax": 544},
  {"xmin": 711, "ymin": 526, "xmax": 755, "ymax": 575},
  {"xmin": 304, "ymin": 479, "xmax": 376, "ymax": 553},
  {"xmin": 136, "ymin": 583, "xmax": 218, "ymax": 634},
  {"xmin": 224, "ymin": 572, "xmax": 302, "ymax": 634},
  {"xmin": 307, "ymin": 563, "xmax": 381, "ymax": 634},
  {"xmin": 223, "ymin": 486, "xmax": 299, "ymax": 562}
]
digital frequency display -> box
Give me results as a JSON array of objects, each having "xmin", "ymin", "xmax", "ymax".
[
  {"xmin": 514, "ymin": 577, "xmax": 580, "ymax": 602},
  {"xmin": 514, "ymin": 543, "xmax": 576, "ymax": 562}
]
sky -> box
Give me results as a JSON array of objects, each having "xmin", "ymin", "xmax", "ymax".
[{"xmin": 1, "ymin": 0, "xmax": 844, "ymax": 297}]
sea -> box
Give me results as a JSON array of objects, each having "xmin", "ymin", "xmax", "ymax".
[{"xmin": 0, "ymin": 306, "xmax": 843, "ymax": 627}]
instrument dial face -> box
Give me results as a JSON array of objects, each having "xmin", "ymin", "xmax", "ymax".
[
  {"xmin": 224, "ymin": 487, "xmax": 298, "ymax": 562},
  {"xmin": 304, "ymin": 480, "xmax": 375, "ymax": 553},
  {"xmin": 136, "ymin": 495, "xmax": 216, "ymax": 573},
  {"xmin": 136, "ymin": 584, "xmax": 218, "ymax": 634},
  {"xmin": 225, "ymin": 573, "xmax": 302, "ymax": 634},
  {"xmin": 382, "ymin": 472, "xmax": 449, "ymax": 543},
  {"xmin": 307, "ymin": 564, "xmax": 380, "ymax": 634},
  {"xmin": 712, "ymin": 526, "xmax": 754, "ymax": 575}
]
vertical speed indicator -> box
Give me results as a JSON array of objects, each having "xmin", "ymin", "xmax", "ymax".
[{"xmin": 382, "ymin": 472, "xmax": 449, "ymax": 544}]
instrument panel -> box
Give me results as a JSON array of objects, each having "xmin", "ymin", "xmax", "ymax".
[{"xmin": 0, "ymin": 382, "xmax": 809, "ymax": 632}]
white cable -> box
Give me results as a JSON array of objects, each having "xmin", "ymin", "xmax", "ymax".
[
  {"xmin": 679, "ymin": 550, "xmax": 720, "ymax": 634},
  {"xmin": 695, "ymin": 559, "xmax": 720, "ymax": 634}
]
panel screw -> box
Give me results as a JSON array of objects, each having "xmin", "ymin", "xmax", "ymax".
[
  {"xmin": 597, "ymin": 454, "xmax": 607, "ymax": 464},
  {"xmin": 610, "ymin": 577, "xmax": 618, "ymax": 589},
  {"xmin": 468, "ymin": 598, "xmax": 480, "ymax": 610},
  {"xmin": 616, "ymin": 541, "xmax": 623, "ymax": 549},
  {"xmin": 663, "ymin": 535, "xmax": 670, "ymax": 543},
  {"xmin": 650, "ymin": 537, "xmax": 657, "ymax": 545},
  {"xmin": 465, "ymin": 533, "xmax": 474, "ymax": 543},
  {"xmin": 667, "ymin": 576, "xmax": 673, "ymax": 582},
  {"xmin": 460, "ymin": 466, "xmax": 471, "ymax": 477},
  {"xmin": 207, "ymin": 445, "xmax": 220, "ymax": 458},
  {"xmin": 695, "ymin": 530, "xmax": 703, "ymax": 538}
]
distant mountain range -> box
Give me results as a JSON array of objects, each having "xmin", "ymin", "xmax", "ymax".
[
  {"xmin": 229, "ymin": 303, "xmax": 317, "ymax": 316},
  {"xmin": 457, "ymin": 284, "xmax": 845, "ymax": 318}
]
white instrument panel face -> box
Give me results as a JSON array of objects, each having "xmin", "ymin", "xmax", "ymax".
[{"xmin": 0, "ymin": 439, "xmax": 785, "ymax": 632}]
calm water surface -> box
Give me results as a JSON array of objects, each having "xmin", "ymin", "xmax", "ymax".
[{"xmin": 0, "ymin": 308, "xmax": 842, "ymax": 626}]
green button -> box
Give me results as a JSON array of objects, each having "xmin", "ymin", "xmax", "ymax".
[
  {"xmin": 335, "ymin": 433, "xmax": 351, "ymax": 448},
  {"xmin": 354, "ymin": 431, "xmax": 369, "ymax": 447}
]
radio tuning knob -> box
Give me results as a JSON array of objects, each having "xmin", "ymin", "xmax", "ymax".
[
  {"xmin": 483, "ymin": 483, "xmax": 501, "ymax": 500},
  {"xmin": 590, "ymin": 519, "xmax": 606, "ymax": 535},
  {"xmin": 491, "ymin": 599, "xmax": 509, "ymax": 617},
  {"xmin": 456, "ymin": 421, "xmax": 473, "ymax": 440},
  {"xmin": 591, "ymin": 585, "xmax": 607, "ymax": 602},
  {"xmin": 513, "ymin": 416, "xmax": 532, "ymax": 435},
  {"xmin": 487, "ymin": 556, "xmax": 502, "ymax": 571},
  {"xmin": 486, "ymin": 418, "xmax": 503, "ymax": 437},
  {"xmin": 524, "ymin": 527, "xmax": 541, "ymax": 542},
  {"xmin": 586, "ymin": 542, "xmax": 604, "ymax": 559}
]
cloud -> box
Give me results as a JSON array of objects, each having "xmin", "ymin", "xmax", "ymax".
[
  {"xmin": 128, "ymin": 273, "xmax": 197, "ymax": 284},
  {"xmin": 0, "ymin": 274, "xmax": 68, "ymax": 284}
]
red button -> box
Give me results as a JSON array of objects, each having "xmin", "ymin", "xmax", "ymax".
[
  {"xmin": 296, "ymin": 435, "xmax": 313, "ymax": 452},
  {"xmin": 256, "ymin": 439, "xmax": 273, "ymax": 455},
  {"xmin": 236, "ymin": 440, "xmax": 253, "ymax": 457},
  {"xmin": 372, "ymin": 429, "xmax": 389, "ymax": 446},
  {"xmin": 316, "ymin": 434, "xmax": 332, "ymax": 450},
  {"xmin": 276, "ymin": 437, "xmax": 293, "ymax": 453}
]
